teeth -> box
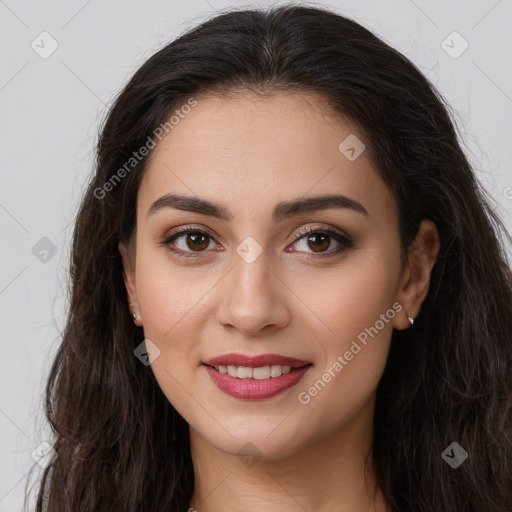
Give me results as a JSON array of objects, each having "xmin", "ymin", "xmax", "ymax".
[
  {"xmin": 252, "ymin": 366, "xmax": 270, "ymax": 380},
  {"xmin": 270, "ymin": 364, "xmax": 284, "ymax": 377},
  {"xmin": 215, "ymin": 364, "xmax": 293, "ymax": 379},
  {"xmin": 237, "ymin": 366, "xmax": 253, "ymax": 379}
]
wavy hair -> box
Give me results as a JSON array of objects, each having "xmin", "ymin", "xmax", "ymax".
[{"xmin": 27, "ymin": 3, "xmax": 512, "ymax": 511}]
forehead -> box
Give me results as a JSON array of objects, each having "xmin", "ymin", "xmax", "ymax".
[{"xmin": 138, "ymin": 91, "xmax": 396, "ymax": 224}]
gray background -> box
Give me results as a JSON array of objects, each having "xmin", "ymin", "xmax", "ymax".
[{"xmin": 1, "ymin": 0, "xmax": 511, "ymax": 509}]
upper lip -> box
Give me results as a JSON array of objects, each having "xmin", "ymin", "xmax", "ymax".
[{"xmin": 203, "ymin": 353, "xmax": 311, "ymax": 368}]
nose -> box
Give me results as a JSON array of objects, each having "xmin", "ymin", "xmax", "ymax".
[{"xmin": 216, "ymin": 252, "xmax": 291, "ymax": 337}]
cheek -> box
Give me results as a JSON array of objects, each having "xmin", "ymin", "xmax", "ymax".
[
  {"xmin": 301, "ymin": 248, "xmax": 399, "ymax": 346},
  {"xmin": 134, "ymin": 254, "xmax": 208, "ymax": 417},
  {"xmin": 134, "ymin": 248, "xmax": 225, "ymax": 396},
  {"xmin": 135, "ymin": 248, "xmax": 210, "ymax": 340},
  {"xmin": 295, "ymin": 247, "xmax": 399, "ymax": 410}
]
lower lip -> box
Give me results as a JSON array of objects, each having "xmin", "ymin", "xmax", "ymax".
[{"xmin": 203, "ymin": 364, "xmax": 312, "ymax": 400}]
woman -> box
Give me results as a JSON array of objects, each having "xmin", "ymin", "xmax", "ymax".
[{"xmin": 30, "ymin": 4, "xmax": 512, "ymax": 511}]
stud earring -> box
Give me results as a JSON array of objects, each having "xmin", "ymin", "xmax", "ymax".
[
  {"xmin": 129, "ymin": 302, "xmax": 142, "ymax": 324},
  {"xmin": 408, "ymin": 316, "xmax": 414, "ymax": 326}
]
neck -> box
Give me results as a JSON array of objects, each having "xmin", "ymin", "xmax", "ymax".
[{"xmin": 187, "ymin": 395, "xmax": 389, "ymax": 512}]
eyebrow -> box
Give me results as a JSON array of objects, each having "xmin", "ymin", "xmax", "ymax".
[{"xmin": 147, "ymin": 192, "xmax": 369, "ymax": 223}]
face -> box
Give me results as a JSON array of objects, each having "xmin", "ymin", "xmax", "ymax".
[{"xmin": 119, "ymin": 91, "xmax": 427, "ymax": 460}]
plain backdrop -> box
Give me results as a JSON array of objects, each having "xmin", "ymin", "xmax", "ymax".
[{"xmin": 1, "ymin": 0, "xmax": 511, "ymax": 509}]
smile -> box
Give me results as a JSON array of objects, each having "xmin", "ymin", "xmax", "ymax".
[{"xmin": 202, "ymin": 353, "xmax": 312, "ymax": 399}]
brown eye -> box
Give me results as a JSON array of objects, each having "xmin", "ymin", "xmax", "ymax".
[
  {"xmin": 183, "ymin": 232, "xmax": 210, "ymax": 251},
  {"xmin": 162, "ymin": 227, "xmax": 217, "ymax": 257},
  {"xmin": 289, "ymin": 225, "xmax": 353, "ymax": 258},
  {"xmin": 305, "ymin": 233, "xmax": 331, "ymax": 252}
]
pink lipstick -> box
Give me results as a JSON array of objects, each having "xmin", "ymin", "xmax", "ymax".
[{"xmin": 203, "ymin": 353, "xmax": 312, "ymax": 400}]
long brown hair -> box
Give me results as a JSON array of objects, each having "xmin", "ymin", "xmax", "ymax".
[{"xmin": 27, "ymin": 4, "xmax": 512, "ymax": 511}]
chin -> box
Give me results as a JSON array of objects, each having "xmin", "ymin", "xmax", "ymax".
[{"xmin": 193, "ymin": 416, "xmax": 311, "ymax": 461}]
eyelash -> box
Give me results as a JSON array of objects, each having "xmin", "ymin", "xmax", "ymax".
[{"xmin": 160, "ymin": 224, "xmax": 353, "ymax": 260}]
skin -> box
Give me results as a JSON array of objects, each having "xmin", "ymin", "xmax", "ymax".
[{"xmin": 119, "ymin": 91, "xmax": 440, "ymax": 511}]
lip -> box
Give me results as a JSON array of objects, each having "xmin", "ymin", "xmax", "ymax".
[
  {"xmin": 203, "ymin": 353, "xmax": 311, "ymax": 368},
  {"xmin": 202, "ymin": 353, "xmax": 312, "ymax": 400}
]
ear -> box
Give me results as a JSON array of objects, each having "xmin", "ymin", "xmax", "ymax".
[
  {"xmin": 118, "ymin": 240, "xmax": 143, "ymax": 326},
  {"xmin": 393, "ymin": 219, "xmax": 440, "ymax": 330}
]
